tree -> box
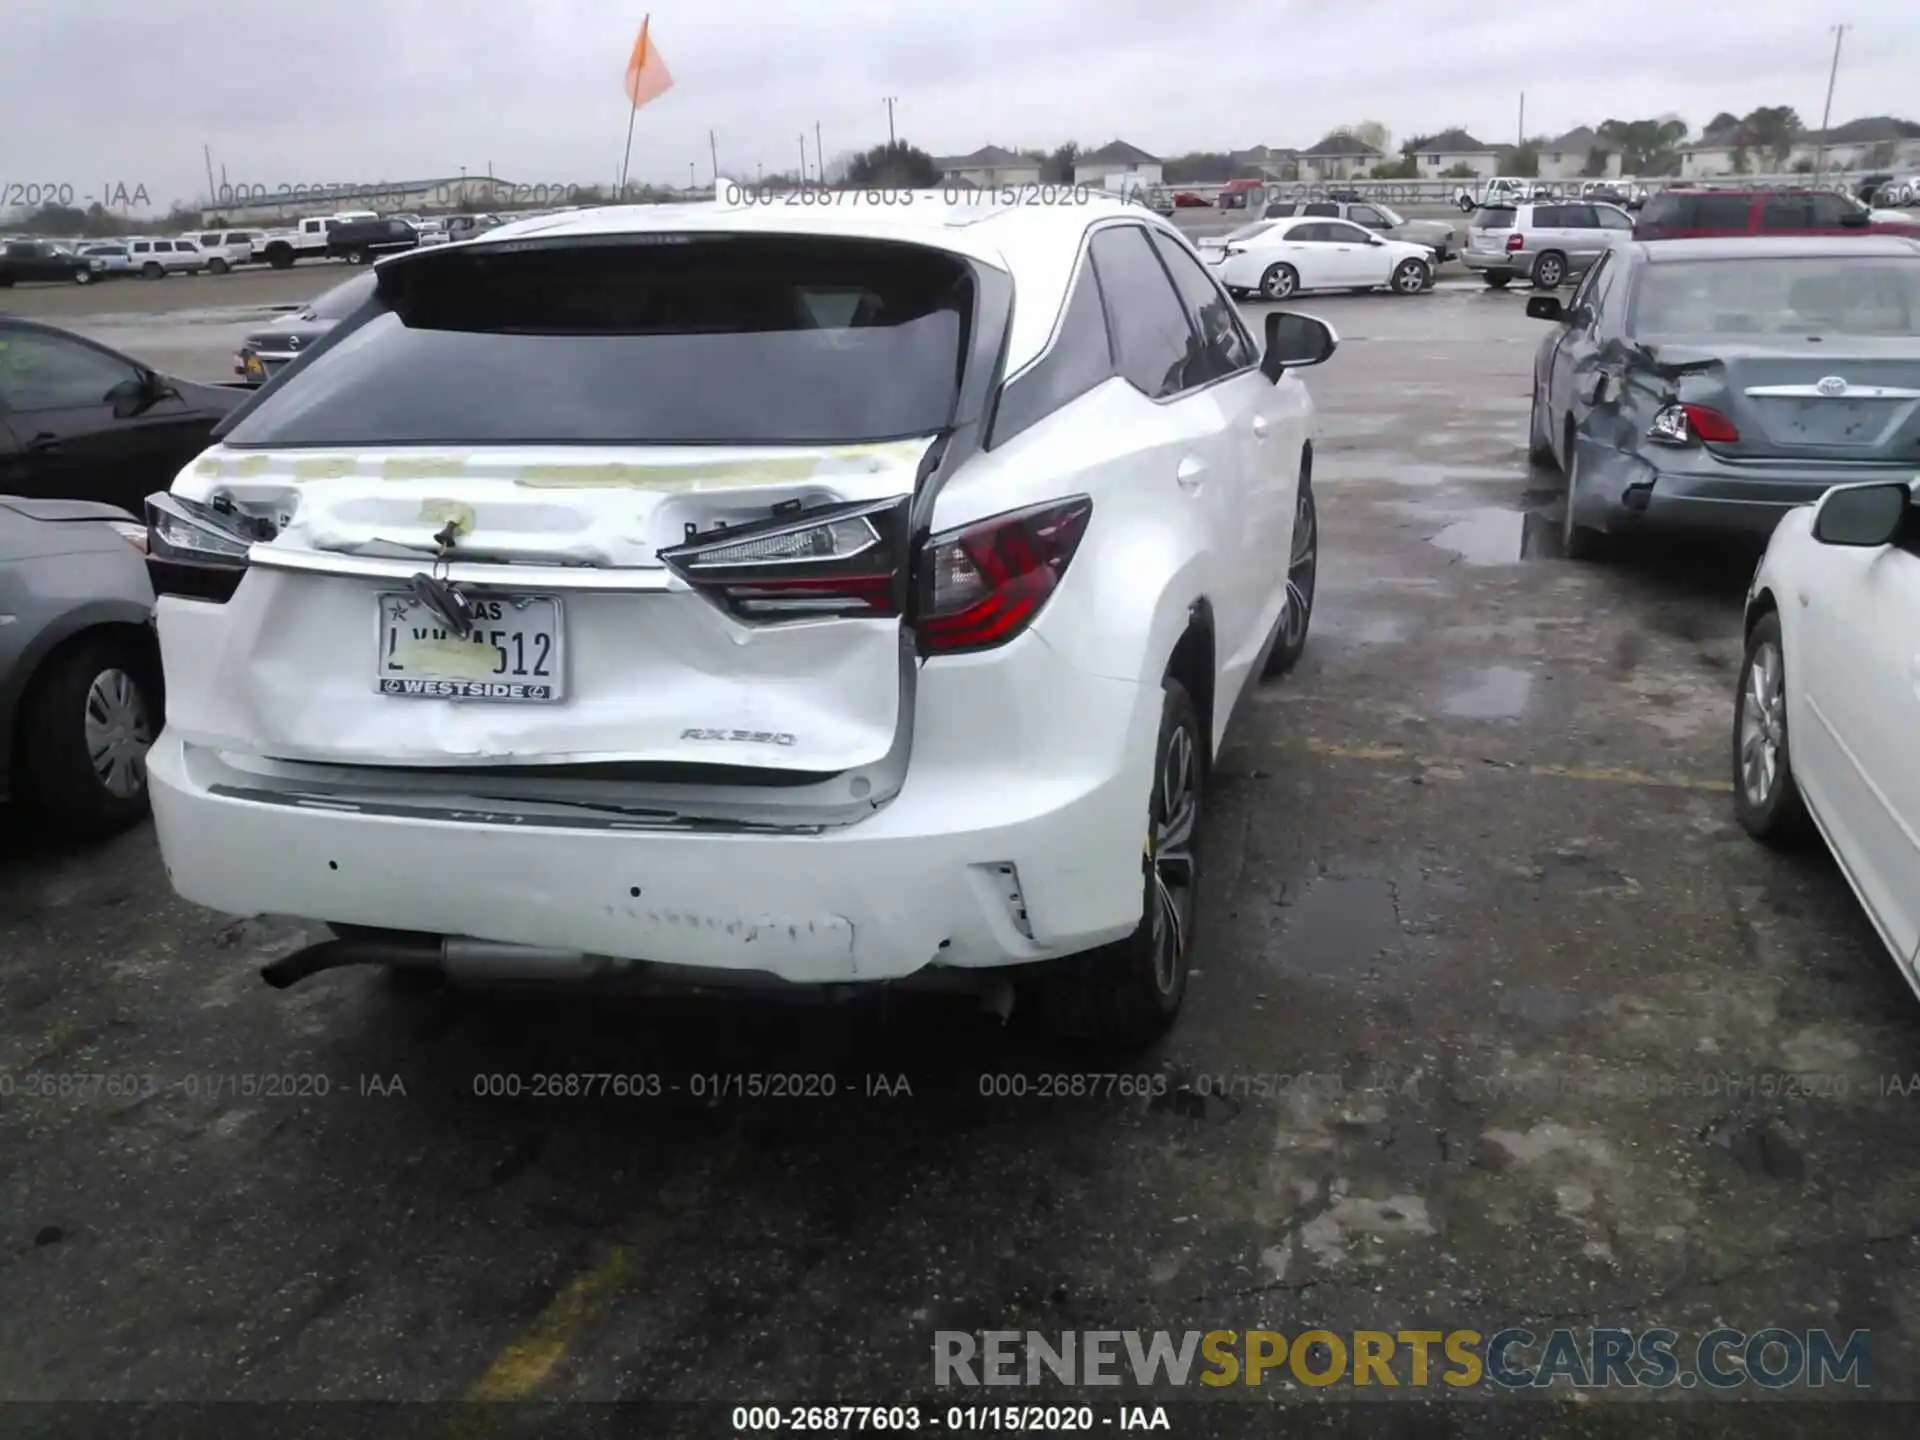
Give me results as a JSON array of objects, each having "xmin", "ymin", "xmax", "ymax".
[
  {"xmin": 1507, "ymin": 144, "xmax": 1541, "ymax": 178},
  {"xmin": 1441, "ymin": 162, "xmax": 1480, "ymax": 179},
  {"xmin": 1043, "ymin": 142, "xmax": 1081, "ymax": 184},
  {"xmin": 1349, "ymin": 120, "xmax": 1391, "ymax": 154},
  {"xmin": 845, "ymin": 140, "xmax": 940, "ymax": 188},
  {"xmin": 1706, "ymin": 111, "xmax": 1740, "ymax": 136},
  {"xmin": 1371, "ymin": 155, "xmax": 1418, "ymax": 179},
  {"xmin": 1597, "ymin": 116, "xmax": 1690, "ymax": 175},
  {"xmin": 1162, "ymin": 151, "xmax": 1238, "ymax": 184},
  {"xmin": 1579, "ymin": 147, "xmax": 1614, "ymax": 178},
  {"xmin": 1741, "ymin": 106, "xmax": 1801, "ymax": 169}
]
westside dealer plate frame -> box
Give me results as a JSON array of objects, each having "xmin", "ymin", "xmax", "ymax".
[{"xmin": 375, "ymin": 591, "xmax": 566, "ymax": 703}]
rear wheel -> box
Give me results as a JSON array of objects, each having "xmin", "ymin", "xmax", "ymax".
[
  {"xmin": 1733, "ymin": 614, "xmax": 1812, "ymax": 846},
  {"xmin": 1532, "ymin": 251, "xmax": 1567, "ymax": 288},
  {"xmin": 73, "ymin": 268, "xmax": 94, "ymax": 284},
  {"xmin": 1528, "ymin": 379, "xmax": 1558, "ymax": 467},
  {"xmin": 268, "ymin": 248, "xmax": 294, "ymax": 270},
  {"xmin": 1260, "ymin": 263, "xmax": 1298, "ymax": 301},
  {"xmin": 1482, "ymin": 272, "xmax": 1512, "ymax": 289},
  {"xmin": 141, "ymin": 262, "xmax": 163, "ymax": 279},
  {"xmin": 1391, "ymin": 258, "xmax": 1428, "ymax": 295},
  {"xmin": 1039, "ymin": 679, "xmax": 1202, "ymax": 1049},
  {"xmin": 209, "ymin": 257, "xmax": 229, "ymax": 275},
  {"xmin": 15, "ymin": 632, "xmax": 160, "ymax": 840},
  {"xmin": 349, "ymin": 247, "xmax": 370, "ymax": 265}
]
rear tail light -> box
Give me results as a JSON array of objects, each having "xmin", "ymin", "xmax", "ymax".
[
  {"xmin": 1648, "ymin": 403, "xmax": 1739, "ymax": 445},
  {"xmin": 145, "ymin": 491, "xmax": 260, "ymax": 602},
  {"xmin": 916, "ymin": 497, "xmax": 1092, "ymax": 655},
  {"xmin": 1505, "ymin": 232, "xmax": 1525, "ymax": 252},
  {"xmin": 659, "ymin": 496, "xmax": 909, "ymax": 620}
]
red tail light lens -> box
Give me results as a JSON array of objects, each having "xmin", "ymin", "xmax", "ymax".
[
  {"xmin": 1681, "ymin": 404, "xmax": 1740, "ymax": 443},
  {"xmin": 916, "ymin": 497, "xmax": 1092, "ymax": 654},
  {"xmin": 659, "ymin": 496, "xmax": 909, "ymax": 620},
  {"xmin": 1505, "ymin": 232, "xmax": 1525, "ymax": 252}
]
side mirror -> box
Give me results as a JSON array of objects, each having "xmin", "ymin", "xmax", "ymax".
[
  {"xmin": 107, "ymin": 375, "xmax": 152, "ymax": 419},
  {"xmin": 1839, "ymin": 209, "xmax": 1869, "ymax": 228},
  {"xmin": 1812, "ymin": 481, "xmax": 1910, "ymax": 546},
  {"xmin": 1261, "ymin": 311, "xmax": 1337, "ymax": 380},
  {"xmin": 1368, "ymin": 235, "xmax": 1386, "ymax": 245},
  {"xmin": 1525, "ymin": 295, "xmax": 1565, "ymax": 322}
]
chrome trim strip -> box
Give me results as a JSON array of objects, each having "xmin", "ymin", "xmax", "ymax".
[
  {"xmin": 248, "ymin": 544, "xmax": 678, "ymax": 591},
  {"xmin": 1743, "ymin": 384, "xmax": 1920, "ymax": 399}
]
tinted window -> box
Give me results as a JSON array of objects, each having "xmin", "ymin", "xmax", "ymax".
[
  {"xmin": 1150, "ymin": 230, "xmax": 1257, "ymax": 382},
  {"xmin": 989, "ymin": 258, "xmax": 1114, "ymax": 446},
  {"xmin": 199, "ymin": 233, "xmax": 221, "ymax": 246},
  {"xmin": 1473, "ymin": 206, "xmax": 1516, "ymax": 229},
  {"xmin": 1323, "ymin": 221, "xmax": 1373, "ymax": 244},
  {"xmin": 1088, "ymin": 225, "xmax": 1199, "ymax": 400},
  {"xmin": 1596, "ymin": 206, "xmax": 1633, "ymax": 230},
  {"xmin": 1559, "ymin": 204, "xmax": 1601, "ymax": 228},
  {"xmin": 1289, "ymin": 223, "xmax": 1333, "ymax": 242},
  {"xmin": 1348, "ymin": 205, "xmax": 1387, "ymax": 226},
  {"xmin": 1630, "ymin": 257, "xmax": 1920, "ymax": 338},
  {"xmin": 1679, "ymin": 195, "xmax": 1754, "ymax": 230},
  {"xmin": 1529, "ymin": 205, "xmax": 1566, "ymax": 228},
  {"xmin": 3, "ymin": 243, "xmax": 33, "ymax": 258},
  {"xmin": 225, "ymin": 237, "xmax": 972, "ymax": 447},
  {"xmin": 1262, "ymin": 203, "xmax": 1299, "ymax": 218},
  {"xmin": 226, "ymin": 232, "xmax": 252, "ymax": 244},
  {"xmin": 0, "ymin": 329, "xmax": 139, "ymax": 412},
  {"xmin": 1302, "ymin": 202, "xmax": 1339, "ymax": 217}
]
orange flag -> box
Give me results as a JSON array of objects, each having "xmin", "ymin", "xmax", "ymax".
[{"xmin": 623, "ymin": 15, "xmax": 674, "ymax": 110}]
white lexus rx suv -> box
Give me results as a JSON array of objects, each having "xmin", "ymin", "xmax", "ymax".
[{"xmin": 143, "ymin": 193, "xmax": 1334, "ymax": 1045}]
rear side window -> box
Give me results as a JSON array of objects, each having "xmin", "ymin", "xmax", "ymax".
[
  {"xmin": 1530, "ymin": 205, "xmax": 1566, "ymax": 228},
  {"xmin": 1473, "ymin": 206, "xmax": 1516, "ymax": 229},
  {"xmin": 223, "ymin": 236, "xmax": 973, "ymax": 447},
  {"xmin": 200, "ymin": 233, "xmax": 221, "ymax": 245},
  {"xmin": 1681, "ymin": 195, "xmax": 1755, "ymax": 230},
  {"xmin": 1089, "ymin": 225, "xmax": 1199, "ymax": 400},
  {"xmin": 988, "ymin": 256, "xmax": 1114, "ymax": 447},
  {"xmin": 1302, "ymin": 202, "xmax": 1339, "ymax": 217},
  {"xmin": 1149, "ymin": 229, "xmax": 1257, "ymax": 383}
]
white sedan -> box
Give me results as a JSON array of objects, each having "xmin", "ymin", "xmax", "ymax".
[
  {"xmin": 1203, "ymin": 216, "xmax": 1434, "ymax": 301},
  {"xmin": 1737, "ymin": 479, "xmax": 1920, "ymax": 985}
]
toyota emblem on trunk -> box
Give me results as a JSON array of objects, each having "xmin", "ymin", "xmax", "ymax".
[{"xmin": 1816, "ymin": 376, "xmax": 1848, "ymax": 396}]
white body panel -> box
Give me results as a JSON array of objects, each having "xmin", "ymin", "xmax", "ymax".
[
  {"xmin": 1216, "ymin": 217, "xmax": 1428, "ymax": 295},
  {"xmin": 1756, "ymin": 497, "xmax": 1920, "ymax": 980}
]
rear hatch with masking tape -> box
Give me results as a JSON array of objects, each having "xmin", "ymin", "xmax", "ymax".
[{"xmin": 155, "ymin": 234, "xmax": 980, "ymax": 825}]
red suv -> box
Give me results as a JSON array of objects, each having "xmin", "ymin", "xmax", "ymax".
[{"xmin": 1633, "ymin": 187, "xmax": 1920, "ymax": 241}]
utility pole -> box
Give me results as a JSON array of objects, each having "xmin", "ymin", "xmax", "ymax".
[
  {"xmin": 799, "ymin": 134, "xmax": 808, "ymax": 182},
  {"xmin": 203, "ymin": 143, "xmax": 217, "ymax": 209},
  {"xmin": 815, "ymin": 121, "xmax": 824, "ymax": 182},
  {"xmin": 1517, "ymin": 92, "xmax": 1525, "ymax": 148},
  {"xmin": 689, "ymin": 161, "xmax": 696, "ymax": 189},
  {"xmin": 884, "ymin": 96, "xmax": 898, "ymax": 148},
  {"xmin": 1816, "ymin": 22, "xmax": 1850, "ymax": 174},
  {"xmin": 709, "ymin": 129, "xmax": 719, "ymax": 183}
]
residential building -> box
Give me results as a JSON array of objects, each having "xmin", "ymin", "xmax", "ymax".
[
  {"xmin": 1407, "ymin": 129, "xmax": 1501, "ymax": 181},
  {"xmin": 1794, "ymin": 116, "xmax": 1920, "ymax": 171},
  {"xmin": 1536, "ymin": 126, "xmax": 1623, "ymax": 181},
  {"xmin": 1232, "ymin": 145, "xmax": 1301, "ymax": 180},
  {"xmin": 1071, "ymin": 140, "xmax": 1163, "ymax": 192},
  {"xmin": 935, "ymin": 145, "xmax": 1042, "ymax": 190},
  {"xmin": 1295, "ymin": 132, "xmax": 1382, "ymax": 183}
]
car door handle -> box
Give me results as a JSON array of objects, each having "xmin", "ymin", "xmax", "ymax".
[
  {"xmin": 1251, "ymin": 416, "xmax": 1270, "ymax": 439},
  {"xmin": 26, "ymin": 432, "xmax": 61, "ymax": 453},
  {"xmin": 1176, "ymin": 455, "xmax": 1207, "ymax": 491}
]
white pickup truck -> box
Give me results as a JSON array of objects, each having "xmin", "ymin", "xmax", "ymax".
[
  {"xmin": 1453, "ymin": 177, "xmax": 1541, "ymax": 212},
  {"xmin": 257, "ymin": 212, "xmax": 378, "ymax": 269}
]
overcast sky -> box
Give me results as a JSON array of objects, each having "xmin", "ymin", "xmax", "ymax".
[{"xmin": 4, "ymin": 0, "xmax": 1914, "ymax": 210}]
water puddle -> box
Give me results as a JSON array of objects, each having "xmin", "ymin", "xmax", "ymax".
[
  {"xmin": 1442, "ymin": 665, "xmax": 1533, "ymax": 720},
  {"xmin": 1313, "ymin": 611, "xmax": 1411, "ymax": 646},
  {"xmin": 1266, "ymin": 859, "xmax": 1456, "ymax": 982},
  {"xmin": 1425, "ymin": 507, "xmax": 1566, "ymax": 565}
]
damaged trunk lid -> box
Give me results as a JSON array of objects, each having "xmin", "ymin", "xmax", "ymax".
[{"xmin": 162, "ymin": 230, "xmax": 978, "ymax": 820}]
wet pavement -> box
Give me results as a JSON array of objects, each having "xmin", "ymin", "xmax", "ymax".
[{"xmin": 6, "ymin": 281, "xmax": 1920, "ymax": 1428}]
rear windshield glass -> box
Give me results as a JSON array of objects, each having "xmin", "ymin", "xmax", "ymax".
[
  {"xmin": 1473, "ymin": 207, "xmax": 1516, "ymax": 229},
  {"xmin": 224, "ymin": 236, "xmax": 974, "ymax": 447},
  {"xmin": 1630, "ymin": 257, "xmax": 1920, "ymax": 338},
  {"xmin": 1225, "ymin": 221, "xmax": 1278, "ymax": 242},
  {"xmin": 1677, "ymin": 195, "xmax": 1754, "ymax": 230}
]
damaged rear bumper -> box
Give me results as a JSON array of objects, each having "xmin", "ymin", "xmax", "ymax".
[
  {"xmin": 147, "ymin": 638, "xmax": 1161, "ymax": 987},
  {"xmin": 1578, "ymin": 448, "xmax": 1917, "ymax": 540}
]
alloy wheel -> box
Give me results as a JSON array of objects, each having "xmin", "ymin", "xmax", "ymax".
[
  {"xmin": 85, "ymin": 668, "xmax": 153, "ymax": 800},
  {"xmin": 1263, "ymin": 265, "xmax": 1295, "ymax": 300},
  {"xmin": 1738, "ymin": 641, "xmax": 1786, "ymax": 808},
  {"xmin": 1394, "ymin": 261, "xmax": 1427, "ymax": 294},
  {"xmin": 1148, "ymin": 721, "xmax": 1199, "ymax": 995},
  {"xmin": 1536, "ymin": 256, "xmax": 1564, "ymax": 287}
]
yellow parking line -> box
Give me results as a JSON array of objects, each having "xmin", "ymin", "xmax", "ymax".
[
  {"xmin": 1282, "ymin": 739, "xmax": 1734, "ymax": 793},
  {"xmin": 466, "ymin": 1243, "xmax": 633, "ymax": 1400}
]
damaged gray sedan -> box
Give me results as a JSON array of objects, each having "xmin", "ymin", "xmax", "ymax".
[{"xmin": 1526, "ymin": 234, "xmax": 1920, "ymax": 559}]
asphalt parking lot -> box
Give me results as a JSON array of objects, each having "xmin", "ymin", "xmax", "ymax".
[{"xmin": 6, "ymin": 267, "xmax": 1920, "ymax": 1428}]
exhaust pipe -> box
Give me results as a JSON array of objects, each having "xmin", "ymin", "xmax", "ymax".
[{"xmin": 260, "ymin": 936, "xmax": 594, "ymax": 989}]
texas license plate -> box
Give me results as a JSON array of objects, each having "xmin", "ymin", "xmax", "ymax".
[{"xmin": 376, "ymin": 592, "xmax": 564, "ymax": 702}]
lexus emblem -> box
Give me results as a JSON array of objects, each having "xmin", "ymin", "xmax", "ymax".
[{"xmin": 1816, "ymin": 375, "xmax": 1848, "ymax": 396}]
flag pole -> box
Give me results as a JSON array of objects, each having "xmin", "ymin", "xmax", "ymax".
[{"xmin": 618, "ymin": 101, "xmax": 638, "ymax": 198}]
